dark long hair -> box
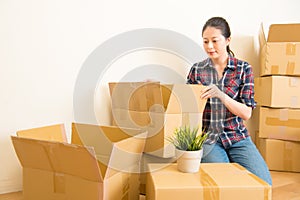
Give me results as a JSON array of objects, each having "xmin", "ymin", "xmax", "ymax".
[{"xmin": 202, "ymin": 17, "xmax": 235, "ymax": 57}]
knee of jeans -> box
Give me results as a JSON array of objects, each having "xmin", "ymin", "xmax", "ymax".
[{"xmin": 201, "ymin": 153, "xmax": 230, "ymax": 163}]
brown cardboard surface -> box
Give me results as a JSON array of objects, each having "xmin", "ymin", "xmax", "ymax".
[
  {"xmin": 259, "ymin": 23, "xmax": 300, "ymax": 76},
  {"xmin": 71, "ymin": 123, "xmax": 146, "ymax": 176},
  {"xmin": 109, "ymin": 82, "xmax": 207, "ymax": 158},
  {"xmin": 112, "ymin": 110, "xmax": 203, "ymax": 157},
  {"xmin": 257, "ymin": 138, "xmax": 300, "ymax": 172},
  {"xmin": 146, "ymin": 163, "xmax": 271, "ymax": 200},
  {"xmin": 16, "ymin": 124, "xmax": 67, "ymax": 142},
  {"xmin": 258, "ymin": 106, "xmax": 300, "ymax": 141},
  {"xmin": 12, "ymin": 123, "xmax": 146, "ymax": 200},
  {"xmin": 254, "ymin": 76, "xmax": 300, "ymax": 108}
]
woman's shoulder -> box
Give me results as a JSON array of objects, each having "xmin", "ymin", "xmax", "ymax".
[
  {"xmin": 192, "ymin": 58, "xmax": 211, "ymax": 68},
  {"xmin": 229, "ymin": 56, "xmax": 251, "ymax": 68}
]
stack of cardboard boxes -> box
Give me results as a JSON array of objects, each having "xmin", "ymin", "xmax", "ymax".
[{"xmin": 255, "ymin": 23, "xmax": 300, "ymax": 172}]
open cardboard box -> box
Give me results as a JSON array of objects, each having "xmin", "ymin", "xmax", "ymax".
[
  {"xmin": 12, "ymin": 123, "xmax": 147, "ymax": 200},
  {"xmin": 109, "ymin": 82, "xmax": 207, "ymax": 158},
  {"xmin": 259, "ymin": 23, "xmax": 300, "ymax": 76}
]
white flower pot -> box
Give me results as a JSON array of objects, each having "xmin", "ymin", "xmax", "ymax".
[{"xmin": 175, "ymin": 149, "xmax": 203, "ymax": 173}]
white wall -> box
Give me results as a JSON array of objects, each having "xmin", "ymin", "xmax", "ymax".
[{"xmin": 1, "ymin": 0, "xmax": 300, "ymax": 193}]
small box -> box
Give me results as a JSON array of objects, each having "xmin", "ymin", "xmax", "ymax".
[
  {"xmin": 259, "ymin": 23, "xmax": 300, "ymax": 76},
  {"xmin": 146, "ymin": 163, "xmax": 271, "ymax": 200},
  {"xmin": 258, "ymin": 106, "xmax": 300, "ymax": 141},
  {"xmin": 254, "ymin": 76, "xmax": 300, "ymax": 108},
  {"xmin": 109, "ymin": 82, "xmax": 207, "ymax": 158}
]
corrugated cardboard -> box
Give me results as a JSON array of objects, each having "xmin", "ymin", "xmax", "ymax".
[
  {"xmin": 254, "ymin": 76, "xmax": 300, "ymax": 108},
  {"xmin": 109, "ymin": 82, "xmax": 207, "ymax": 158},
  {"xmin": 139, "ymin": 153, "xmax": 176, "ymax": 195},
  {"xmin": 146, "ymin": 163, "xmax": 271, "ymax": 200},
  {"xmin": 258, "ymin": 106, "xmax": 300, "ymax": 141},
  {"xmin": 16, "ymin": 124, "xmax": 67, "ymax": 142},
  {"xmin": 12, "ymin": 123, "xmax": 147, "ymax": 200},
  {"xmin": 259, "ymin": 23, "xmax": 300, "ymax": 76},
  {"xmin": 257, "ymin": 138, "xmax": 300, "ymax": 173}
]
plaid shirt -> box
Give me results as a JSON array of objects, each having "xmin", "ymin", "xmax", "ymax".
[{"xmin": 187, "ymin": 55, "xmax": 256, "ymax": 149}]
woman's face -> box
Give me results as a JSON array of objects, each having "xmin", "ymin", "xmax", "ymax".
[{"xmin": 202, "ymin": 26, "xmax": 230, "ymax": 60}]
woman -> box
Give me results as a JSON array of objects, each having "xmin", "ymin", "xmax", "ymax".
[{"xmin": 187, "ymin": 17, "xmax": 272, "ymax": 185}]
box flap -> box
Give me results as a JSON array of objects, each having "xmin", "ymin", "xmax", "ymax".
[
  {"xmin": 11, "ymin": 136, "xmax": 102, "ymax": 182},
  {"xmin": 109, "ymin": 82, "xmax": 164, "ymax": 112},
  {"xmin": 11, "ymin": 136, "xmax": 53, "ymax": 171},
  {"xmin": 268, "ymin": 24, "xmax": 300, "ymax": 42},
  {"xmin": 164, "ymin": 84, "xmax": 207, "ymax": 113},
  {"xmin": 72, "ymin": 123, "xmax": 146, "ymax": 178},
  {"xmin": 16, "ymin": 124, "xmax": 67, "ymax": 142}
]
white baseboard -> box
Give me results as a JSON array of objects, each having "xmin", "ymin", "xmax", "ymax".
[{"xmin": 0, "ymin": 179, "xmax": 22, "ymax": 194}]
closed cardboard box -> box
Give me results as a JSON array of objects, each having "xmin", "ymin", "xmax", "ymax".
[
  {"xmin": 257, "ymin": 138, "xmax": 300, "ymax": 172},
  {"xmin": 12, "ymin": 123, "xmax": 147, "ymax": 200},
  {"xmin": 258, "ymin": 106, "xmax": 300, "ymax": 142},
  {"xmin": 109, "ymin": 82, "xmax": 207, "ymax": 158},
  {"xmin": 254, "ymin": 76, "xmax": 300, "ymax": 108},
  {"xmin": 146, "ymin": 163, "xmax": 271, "ymax": 200},
  {"xmin": 259, "ymin": 23, "xmax": 300, "ymax": 76}
]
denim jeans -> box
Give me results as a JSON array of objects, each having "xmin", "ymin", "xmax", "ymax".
[{"xmin": 201, "ymin": 136, "xmax": 272, "ymax": 185}]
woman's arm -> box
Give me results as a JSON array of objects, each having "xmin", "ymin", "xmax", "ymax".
[{"xmin": 200, "ymin": 84, "xmax": 252, "ymax": 120}]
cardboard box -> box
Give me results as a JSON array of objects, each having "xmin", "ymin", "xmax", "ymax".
[
  {"xmin": 254, "ymin": 76, "xmax": 300, "ymax": 108},
  {"xmin": 17, "ymin": 124, "xmax": 67, "ymax": 142},
  {"xmin": 259, "ymin": 23, "xmax": 300, "ymax": 76},
  {"xmin": 146, "ymin": 163, "xmax": 271, "ymax": 200},
  {"xmin": 12, "ymin": 123, "xmax": 147, "ymax": 200},
  {"xmin": 109, "ymin": 82, "xmax": 207, "ymax": 158},
  {"xmin": 258, "ymin": 106, "xmax": 300, "ymax": 142},
  {"xmin": 257, "ymin": 138, "xmax": 300, "ymax": 172},
  {"xmin": 139, "ymin": 153, "xmax": 176, "ymax": 195}
]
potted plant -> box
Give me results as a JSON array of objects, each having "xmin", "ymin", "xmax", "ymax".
[{"xmin": 167, "ymin": 126, "xmax": 209, "ymax": 173}]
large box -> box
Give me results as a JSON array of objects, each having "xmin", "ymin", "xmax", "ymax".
[
  {"xmin": 109, "ymin": 82, "xmax": 207, "ymax": 158},
  {"xmin": 146, "ymin": 163, "xmax": 271, "ymax": 200},
  {"xmin": 257, "ymin": 138, "xmax": 300, "ymax": 172},
  {"xmin": 259, "ymin": 23, "xmax": 300, "ymax": 76},
  {"xmin": 12, "ymin": 123, "xmax": 147, "ymax": 200},
  {"xmin": 254, "ymin": 76, "xmax": 300, "ymax": 108},
  {"xmin": 258, "ymin": 106, "xmax": 300, "ymax": 142}
]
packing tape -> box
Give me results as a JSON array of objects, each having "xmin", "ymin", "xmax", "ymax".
[
  {"xmin": 286, "ymin": 43, "xmax": 296, "ymax": 55},
  {"xmin": 53, "ymin": 172, "xmax": 65, "ymax": 194},
  {"xmin": 232, "ymin": 164, "xmax": 270, "ymax": 200},
  {"xmin": 265, "ymin": 117, "xmax": 300, "ymax": 128},
  {"xmin": 271, "ymin": 65, "xmax": 279, "ymax": 74},
  {"xmin": 286, "ymin": 62, "xmax": 295, "ymax": 74},
  {"xmin": 200, "ymin": 168, "xmax": 220, "ymax": 199},
  {"xmin": 290, "ymin": 77, "xmax": 299, "ymax": 87},
  {"xmin": 248, "ymin": 173, "xmax": 271, "ymax": 200},
  {"xmin": 290, "ymin": 96, "xmax": 298, "ymax": 108},
  {"xmin": 283, "ymin": 142, "xmax": 293, "ymax": 171},
  {"xmin": 279, "ymin": 109, "xmax": 289, "ymax": 121}
]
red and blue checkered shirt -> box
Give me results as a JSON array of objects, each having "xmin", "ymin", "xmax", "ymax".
[{"xmin": 187, "ymin": 55, "xmax": 256, "ymax": 149}]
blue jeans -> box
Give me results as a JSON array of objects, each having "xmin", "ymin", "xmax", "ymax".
[{"xmin": 201, "ymin": 137, "xmax": 272, "ymax": 185}]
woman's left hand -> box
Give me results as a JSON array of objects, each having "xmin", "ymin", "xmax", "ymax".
[{"xmin": 200, "ymin": 84, "xmax": 224, "ymax": 100}]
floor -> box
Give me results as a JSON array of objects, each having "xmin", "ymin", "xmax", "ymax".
[{"xmin": 0, "ymin": 171, "xmax": 299, "ymax": 200}]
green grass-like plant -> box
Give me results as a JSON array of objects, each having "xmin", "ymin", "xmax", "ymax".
[{"xmin": 167, "ymin": 126, "xmax": 209, "ymax": 151}]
